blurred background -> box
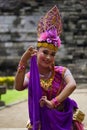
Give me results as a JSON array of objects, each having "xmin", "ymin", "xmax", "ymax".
[{"xmin": 0, "ymin": 0, "xmax": 87, "ymax": 128}]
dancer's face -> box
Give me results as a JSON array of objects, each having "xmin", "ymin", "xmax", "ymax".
[{"xmin": 37, "ymin": 47, "xmax": 56, "ymax": 68}]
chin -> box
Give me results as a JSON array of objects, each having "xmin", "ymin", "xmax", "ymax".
[{"xmin": 42, "ymin": 63, "xmax": 51, "ymax": 68}]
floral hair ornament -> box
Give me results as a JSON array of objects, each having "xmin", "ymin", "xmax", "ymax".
[{"xmin": 37, "ymin": 5, "xmax": 62, "ymax": 51}]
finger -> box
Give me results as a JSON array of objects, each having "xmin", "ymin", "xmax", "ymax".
[
  {"xmin": 31, "ymin": 53, "xmax": 37, "ymax": 57},
  {"xmin": 40, "ymin": 100, "xmax": 45, "ymax": 107},
  {"xmin": 40, "ymin": 98, "xmax": 46, "ymax": 102},
  {"xmin": 41, "ymin": 96, "xmax": 47, "ymax": 100},
  {"xmin": 26, "ymin": 46, "xmax": 33, "ymax": 52},
  {"xmin": 32, "ymin": 50, "xmax": 37, "ymax": 55},
  {"xmin": 29, "ymin": 46, "xmax": 33, "ymax": 50},
  {"xmin": 33, "ymin": 49, "xmax": 37, "ymax": 53},
  {"xmin": 39, "ymin": 98, "xmax": 44, "ymax": 102}
]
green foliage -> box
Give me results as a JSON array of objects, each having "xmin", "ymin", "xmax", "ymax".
[
  {"xmin": 0, "ymin": 76, "xmax": 15, "ymax": 89},
  {"xmin": 0, "ymin": 76, "xmax": 28, "ymax": 105},
  {"xmin": 1, "ymin": 89, "xmax": 28, "ymax": 105}
]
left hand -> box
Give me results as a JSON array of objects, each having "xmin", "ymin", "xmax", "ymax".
[{"xmin": 39, "ymin": 96, "xmax": 53, "ymax": 109}]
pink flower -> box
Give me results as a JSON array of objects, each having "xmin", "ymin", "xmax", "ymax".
[
  {"xmin": 38, "ymin": 27, "xmax": 61, "ymax": 47},
  {"xmin": 38, "ymin": 32, "xmax": 48, "ymax": 41}
]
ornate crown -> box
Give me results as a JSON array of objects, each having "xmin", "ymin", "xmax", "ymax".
[{"xmin": 37, "ymin": 5, "xmax": 62, "ymax": 51}]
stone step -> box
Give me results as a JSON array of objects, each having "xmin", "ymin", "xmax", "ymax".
[
  {"xmin": 0, "ymin": 15, "xmax": 39, "ymax": 33},
  {"xmin": 78, "ymin": 20, "xmax": 87, "ymax": 27},
  {"xmin": 0, "ymin": 42, "xmax": 36, "ymax": 56},
  {"xmin": 0, "ymin": 56, "xmax": 20, "ymax": 62},
  {"xmin": 0, "ymin": 33, "xmax": 37, "ymax": 42},
  {"xmin": 74, "ymin": 75, "xmax": 87, "ymax": 84}
]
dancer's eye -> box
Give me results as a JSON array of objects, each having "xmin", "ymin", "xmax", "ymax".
[
  {"xmin": 51, "ymin": 52, "xmax": 56, "ymax": 57},
  {"xmin": 43, "ymin": 50, "xmax": 49, "ymax": 55}
]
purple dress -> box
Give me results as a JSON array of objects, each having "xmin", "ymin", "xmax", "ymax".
[{"xmin": 28, "ymin": 56, "xmax": 84, "ymax": 130}]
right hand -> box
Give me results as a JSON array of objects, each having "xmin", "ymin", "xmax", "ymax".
[
  {"xmin": 40, "ymin": 96, "xmax": 54, "ymax": 109},
  {"xmin": 20, "ymin": 46, "xmax": 37, "ymax": 63}
]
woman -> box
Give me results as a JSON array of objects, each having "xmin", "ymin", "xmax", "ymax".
[{"xmin": 15, "ymin": 5, "xmax": 84, "ymax": 130}]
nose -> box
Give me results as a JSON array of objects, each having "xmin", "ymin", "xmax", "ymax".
[{"xmin": 46, "ymin": 55, "xmax": 51, "ymax": 60}]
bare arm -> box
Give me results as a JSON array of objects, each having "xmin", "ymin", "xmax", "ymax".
[
  {"xmin": 14, "ymin": 46, "xmax": 37, "ymax": 91},
  {"xmin": 56, "ymin": 74, "xmax": 76, "ymax": 103}
]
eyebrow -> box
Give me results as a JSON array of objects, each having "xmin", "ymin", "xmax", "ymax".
[
  {"xmin": 42, "ymin": 48, "xmax": 55, "ymax": 52},
  {"xmin": 42, "ymin": 49, "xmax": 56, "ymax": 54}
]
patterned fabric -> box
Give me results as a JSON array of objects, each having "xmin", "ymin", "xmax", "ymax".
[{"xmin": 41, "ymin": 66, "xmax": 66, "ymax": 100}]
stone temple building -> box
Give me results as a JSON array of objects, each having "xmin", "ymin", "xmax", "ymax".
[{"xmin": 0, "ymin": 0, "xmax": 87, "ymax": 85}]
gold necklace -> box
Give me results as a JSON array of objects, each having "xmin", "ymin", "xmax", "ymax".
[{"xmin": 40, "ymin": 69, "xmax": 54, "ymax": 91}]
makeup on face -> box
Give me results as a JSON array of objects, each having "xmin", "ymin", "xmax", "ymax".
[
  {"xmin": 39, "ymin": 47, "xmax": 56, "ymax": 57},
  {"xmin": 37, "ymin": 47, "xmax": 56, "ymax": 68}
]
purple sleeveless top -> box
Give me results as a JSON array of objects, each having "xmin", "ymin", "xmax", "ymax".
[{"xmin": 41, "ymin": 66, "xmax": 66, "ymax": 100}]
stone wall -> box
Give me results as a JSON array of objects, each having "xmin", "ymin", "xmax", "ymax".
[{"xmin": 0, "ymin": 0, "xmax": 87, "ymax": 83}]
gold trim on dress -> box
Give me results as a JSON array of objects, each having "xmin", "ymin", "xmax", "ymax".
[
  {"xmin": 73, "ymin": 109, "xmax": 85, "ymax": 123},
  {"xmin": 26, "ymin": 122, "xmax": 32, "ymax": 129},
  {"xmin": 26, "ymin": 121, "xmax": 41, "ymax": 130}
]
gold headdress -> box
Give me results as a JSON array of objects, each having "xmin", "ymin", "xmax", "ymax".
[{"xmin": 37, "ymin": 5, "xmax": 62, "ymax": 51}]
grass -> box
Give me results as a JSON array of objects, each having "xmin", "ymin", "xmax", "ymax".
[{"xmin": 1, "ymin": 89, "xmax": 28, "ymax": 105}]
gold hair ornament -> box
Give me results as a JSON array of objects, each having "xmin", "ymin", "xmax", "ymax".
[{"xmin": 37, "ymin": 42, "xmax": 58, "ymax": 52}]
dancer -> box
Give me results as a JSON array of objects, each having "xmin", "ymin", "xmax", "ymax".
[{"xmin": 15, "ymin": 5, "xmax": 85, "ymax": 130}]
